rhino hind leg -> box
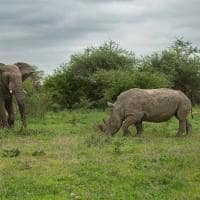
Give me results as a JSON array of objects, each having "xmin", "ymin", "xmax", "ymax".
[
  {"xmin": 177, "ymin": 120, "xmax": 187, "ymax": 136},
  {"xmin": 135, "ymin": 122, "xmax": 143, "ymax": 135},
  {"xmin": 186, "ymin": 119, "xmax": 192, "ymax": 134},
  {"xmin": 175, "ymin": 104, "xmax": 190, "ymax": 136}
]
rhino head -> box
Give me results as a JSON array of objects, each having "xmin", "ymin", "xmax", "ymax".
[{"xmin": 98, "ymin": 102, "xmax": 123, "ymax": 135}]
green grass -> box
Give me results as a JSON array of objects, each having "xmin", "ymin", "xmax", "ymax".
[{"xmin": 0, "ymin": 108, "xmax": 200, "ymax": 200}]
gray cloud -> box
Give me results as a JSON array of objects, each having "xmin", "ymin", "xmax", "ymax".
[{"xmin": 0, "ymin": 0, "xmax": 199, "ymax": 73}]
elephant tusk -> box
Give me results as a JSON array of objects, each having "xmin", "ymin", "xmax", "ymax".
[
  {"xmin": 23, "ymin": 90, "xmax": 27, "ymax": 94},
  {"xmin": 10, "ymin": 90, "xmax": 12, "ymax": 94}
]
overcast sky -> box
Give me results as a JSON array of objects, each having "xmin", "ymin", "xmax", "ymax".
[{"xmin": 0, "ymin": 0, "xmax": 199, "ymax": 74}]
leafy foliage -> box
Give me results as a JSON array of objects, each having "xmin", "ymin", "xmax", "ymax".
[
  {"xmin": 24, "ymin": 68, "xmax": 50, "ymax": 118},
  {"xmin": 44, "ymin": 41, "xmax": 138, "ymax": 108},
  {"xmin": 91, "ymin": 69, "xmax": 171, "ymax": 107},
  {"xmin": 142, "ymin": 39, "xmax": 200, "ymax": 103},
  {"xmin": 44, "ymin": 39, "xmax": 200, "ymax": 109},
  {"xmin": 69, "ymin": 40, "xmax": 136, "ymax": 75}
]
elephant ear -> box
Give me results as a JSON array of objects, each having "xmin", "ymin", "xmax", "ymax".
[
  {"xmin": 0, "ymin": 63, "xmax": 5, "ymax": 71},
  {"xmin": 14, "ymin": 62, "xmax": 35, "ymax": 81},
  {"xmin": 0, "ymin": 63, "xmax": 6, "ymax": 73}
]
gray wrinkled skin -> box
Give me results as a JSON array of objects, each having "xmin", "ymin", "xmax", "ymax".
[
  {"xmin": 0, "ymin": 63, "xmax": 34, "ymax": 129},
  {"xmin": 98, "ymin": 88, "xmax": 192, "ymax": 137}
]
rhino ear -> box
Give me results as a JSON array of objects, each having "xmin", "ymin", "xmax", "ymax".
[
  {"xmin": 14, "ymin": 62, "xmax": 34, "ymax": 81},
  {"xmin": 107, "ymin": 102, "xmax": 114, "ymax": 108}
]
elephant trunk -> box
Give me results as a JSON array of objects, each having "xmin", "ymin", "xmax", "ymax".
[{"xmin": 12, "ymin": 79, "xmax": 26, "ymax": 128}]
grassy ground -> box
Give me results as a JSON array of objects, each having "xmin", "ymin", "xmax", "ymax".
[{"xmin": 0, "ymin": 108, "xmax": 200, "ymax": 200}]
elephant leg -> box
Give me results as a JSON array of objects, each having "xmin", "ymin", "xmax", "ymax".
[
  {"xmin": 177, "ymin": 120, "xmax": 186, "ymax": 136},
  {"xmin": 135, "ymin": 121, "xmax": 143, "ymax": 135},
  {"xmin": 0, "ymin": 102, "xmax": 7, "ymax": 128},
  {"xmin": 5, "ymin": 98, "xmax": 15, "ymax": 128},
  {"xmin": 122, "ymin": 116, "xmax": 136, "ymax": 136}
]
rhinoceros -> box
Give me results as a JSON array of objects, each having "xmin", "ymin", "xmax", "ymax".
[{"xmin": 98, "ymin": 88, "xmax": 192, "ymax": 136}]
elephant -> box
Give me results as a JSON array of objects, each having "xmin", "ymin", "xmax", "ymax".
[
  {"xmin": 98, "ymin": 88, "xmax": 192, "ymax": 137},
  {"xmin": 0, "ymin": 62, "xmax": 34, "ymax": 129}
]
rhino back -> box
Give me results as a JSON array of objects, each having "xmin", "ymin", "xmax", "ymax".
[{"xmin": 115, "ymin": 88, "xmax": 190, "ymax": 122}]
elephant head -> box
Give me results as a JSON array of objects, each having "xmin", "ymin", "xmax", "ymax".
[{"xmin": 0, "ymin": 62, "xmax": 34, "ymax": 128}]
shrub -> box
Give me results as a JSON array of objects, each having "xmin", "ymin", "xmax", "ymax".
[
  {"xmin": 44, "ymin": 41, "xmax": 137, "ymax": 109},
  {"xmin": 91, "ymin": 69, "xmax": 171, "ymax": 107},
  {"xmin": 142, "ymin": 39, "xmax": 200, "ymax": 104},
  {"xmin": 24, "ymin": 70, "xmax": 50, "ymax": 118},
  {"xmin": 44, "ymin": 39, "xmax": 200, "ymax": 109}
]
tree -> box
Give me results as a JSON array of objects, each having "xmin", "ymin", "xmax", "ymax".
[
  {"xmin": 91, "ymin": 69, "xmax": 171, "ymax": 107},
  {"xmin": 24, "ymin": 67, "xmax": 50, "ymax": 118},
  {"xmin": 44, "ymin": 41, "xmax": 137, "ymax": 108},
  {"xmin": 44, "ymin": 39, "xmax": 200, "ymax": 109},
  {"xmin": 142, "ymin": 39, "xmax": 200, "ymax": 103}
]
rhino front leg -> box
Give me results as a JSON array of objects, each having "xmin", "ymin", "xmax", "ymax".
[{"xmin": 122, "ymin": 116, "xmax": 136, "ymax": 136}]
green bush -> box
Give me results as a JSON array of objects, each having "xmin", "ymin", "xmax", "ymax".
[
  {"xmin": 24, "ymin": 72, "xmax": 50, "ymax": 118},
  {"xmin": 69, "ymin": 40, "xmax": 136, "ymax": 76},
  {"xmin": 91, "ymin": 69, "xmax": 171, "ymax": 107},
  {"xmin": 142, "ymin": 39, "xmax": 200, "ymax": 104},
  {"xmin": 44, "ymin": 39, "xmax": 200, "ymax": 109},
  {"xmin": 44, "ymin": 41, "xmax": 137, "ymax": 109}
]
